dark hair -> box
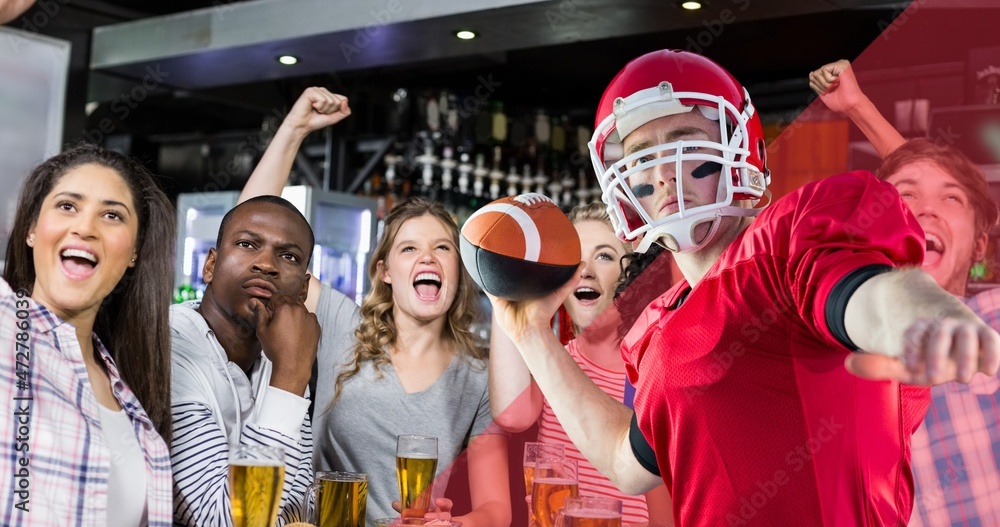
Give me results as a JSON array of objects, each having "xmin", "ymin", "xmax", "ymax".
[
  {"xmin": 218, "ymin": 195, "xmax": 315, "ymax": 261},
  {"xmin": 331, "ymin": 197, "xmax": 483, "ymax": 404},
  {"xmin": 3, "ymin": 144, "xmax": 176, "ymax": 442},
  {"xmin": 614, "ymin": 243, "xmax": 672, "ymax": 340},
  {"xmin": 877, "ymin": 138, "xmax": 999, "ymax": 238}
]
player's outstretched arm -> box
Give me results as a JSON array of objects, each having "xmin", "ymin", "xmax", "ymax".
[
  {"xmin": 488, "ymin": 272, "xmax": 662, "ymax": 495},
  {"xmin": 844, "ymin": 268, "xmax": 1000, "ymax": 385},
  {"xmin": 238, "ymin": 87, "xmax": 351, "ymax": 204},
  {"xmin": 809, "ymin": 59, "xmax": 905, "ymax": 159}
]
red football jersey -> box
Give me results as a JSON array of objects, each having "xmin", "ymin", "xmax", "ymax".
[{"xmin": 624, "ymin": 171, "xmax": 931, "ymax": 526}]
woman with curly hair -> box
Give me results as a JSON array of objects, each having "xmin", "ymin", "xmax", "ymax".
[{"xmin": 313, "ymin": 198, "xmax": 510, "ymax": 526}]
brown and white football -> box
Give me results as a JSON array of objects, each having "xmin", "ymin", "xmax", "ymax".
[{"xmin": 460, "ymin": 193, "xmax": 581, "ymax": 300}]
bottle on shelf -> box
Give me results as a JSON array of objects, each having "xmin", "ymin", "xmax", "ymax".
[
  {"xmin": 575, "ymin": 168, "xmax": 592, "ymax": 207},
  {"xmin": 534, "ymin": 109, "xmax": 551, "ymax": 146},
  {"xmin": 457, "ymin": 152, "xmax": 473, "ymax": 196},
  {"xmin": 547, "ymin": 179, "xmax": 564, "ymax": 207},
  {"xmin": 533, "ymin": 164, "xmax": 549, "ymax": 195},
  {"xmin": 474, "ymin": 153, "xmax": 490, "ymax": 199},
  {"xmin": 491, "ymin": 101, "xmax": 508, "ymax": 144},
  {"xmin": 560, "ymin": 169, "xmax": 575, "ymax": 208},
  {"xmin": 440, "ymin": 144, "xmax": 458, "ymax": 209},
  {"xmin": 551, "ymin": 115, "xmax": 566, "ymax": 153},
  {"xmin": 415, "ymin": 138, "xmax": 439, "ymax": 199},
  {"xmin": 502, "ymin": 164, "xmax": 517, "ymax": 197}
]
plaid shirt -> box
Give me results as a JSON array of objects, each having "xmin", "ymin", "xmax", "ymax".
[
  {"xmin": 909, "ymin": 289, "xmax": 1000, "ymax": 527},
  {"xmin": 0, "ymin": 278, "xmax": 173, "ymax": 526}
]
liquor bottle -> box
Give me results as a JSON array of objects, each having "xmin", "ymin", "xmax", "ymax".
[
  {"xmin": 491, "ymin": 102, "xmax": 508, "ymax": 144},
  {"xmin": 445, "ymin": 93, "xmax": 460, "ymax": 134},
  {"xmin": 488, "ymin": 156, "xmax": 504, "ymax": 200},
  {"xmin": 426, "ymin": 95, "xmax": 440, "ymax": 132},
  {"xmin": 575, "ymin": 169, "xmax": 591, "ymax": 207},
  {"xmin": 589, "ymin": 176, "xmax": 603, "ymax": 203},
  {"xmin": 577, "ymin": 125, "xmax": 591, "ymax": 159},
  {"xmin": 415, "ymin": 140, "xmax": 438, "ymax": 199},
  {"xmin": 383, "ymin": 153, "xmax": 402, "ymax": 213},
  {"xmin": 533, "ymin": 164, "xmax": 549, "ymax": 195},
  {"xmin": 547, "ymin": 179, "xmax": 564, "ymax": 207},
  {"xmin": 457, "ymin": 152, "xmax": 473, "ymax": 196},
  {"xmin": 560, "ymin": 170, "xmax": 575, "ymax": 208},
  {"xmin": 509, "ymin": 112, "xmax": 529, "ymax": 150},
  {"xmin": 551, "ymin": 115, "xmax": 566, "ymax": 153},
  {"xmin": 534, "ymin": 109, "xmax": 551, "ymax": 146},
  {"xmin": 474, "ymin": 153, "xmax": 490, "ymax": 199},
  {"xmin": 506, "ymin": 164, "xmax": 521, "ymax": 197},
  {"xmin": 439, "ymin": 145, "xmax": 458, "ymax": 210}
]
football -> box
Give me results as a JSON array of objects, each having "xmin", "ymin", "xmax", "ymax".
[{"xmin": 460, "ymin": 193, "xmax": 581, "ymax": 300}]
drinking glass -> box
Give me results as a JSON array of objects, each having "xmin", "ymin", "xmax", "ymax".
[
  {"xmin": 396, "ymin": 435, "xmax": 438, "ymax": 517},
  {"xmin": 555, "ymin": 497, "xmax": 622, "ymax": 527},
  {"xmin": 305, "ymin": 471, "xmax": 368, "ymax": 527},
  {"xmin": 531, "ymin": 458, "xmax": 579, "ymax": 527},
  {"xmin": 229, "ymin": 445, "xmax": 285, "ymax": 527}
]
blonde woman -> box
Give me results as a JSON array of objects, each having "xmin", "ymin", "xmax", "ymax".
[
  {"xmin": 238, "ymin": 87, "xmax": 511, "ymax": 527},
  {"xmin": 489, "ymin": 203, "xmax": 672, "ymax": 526}
]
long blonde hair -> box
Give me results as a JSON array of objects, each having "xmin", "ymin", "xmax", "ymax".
[{"xmin": 331, "ymin": 197, "xmax": 484, "ymax": 403}]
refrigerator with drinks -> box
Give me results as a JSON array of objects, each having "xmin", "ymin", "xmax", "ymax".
[{"xmin": 174, "ymin": 187, "xmax": 377, "ymax": 304}]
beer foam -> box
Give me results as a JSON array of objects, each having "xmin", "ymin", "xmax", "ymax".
[
  {"xmin": 230, "ymin": 460, "xmax": 283, "ymax": 467},
  {"xmin": 567, "ymin": 510, "xmax": 619, "ymax": 519},
  {"xmin": 533, "ymin": 477, "xmax": 576, "ymax": 485}
]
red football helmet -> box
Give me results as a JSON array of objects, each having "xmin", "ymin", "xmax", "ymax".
[{"xmin": 588, "ymin": 50, "xmax": 770, "ymax": 253}]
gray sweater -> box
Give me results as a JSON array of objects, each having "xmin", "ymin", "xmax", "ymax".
[{"xmin": 311, "ymin": 284, "xmax": 495, "ymax": 526}]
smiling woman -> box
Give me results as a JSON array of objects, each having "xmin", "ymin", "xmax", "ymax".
[
  {"xmin": 314, "ymin": 198, "xmax": 512, "ymax": 526},
  {"xmin": 0, "ymin": 144, "xmax": 176, "ymax": 527}
]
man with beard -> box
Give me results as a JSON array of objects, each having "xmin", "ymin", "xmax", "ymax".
[{"xmin": 169, "ymin": 196, "xmax": 321, "ymax": 526}]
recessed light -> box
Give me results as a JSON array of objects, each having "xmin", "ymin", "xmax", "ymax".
[
  {"xmin": 277, "ymin": 55, "xmax": 299, "ymax": 65},
  {"xmin": 455, "ymin": 30, "xmax": 477, "ymax": 40},
  {"xmin": 681, "ymin": 1, "xmax": 702, "ymax": 9}
]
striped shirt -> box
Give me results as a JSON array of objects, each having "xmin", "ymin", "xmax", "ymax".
[
  {"xmin": 537, "ymin": 339, "xmax": 649, "ymax": 524},
  {"xmin": 909, "ymin": 289, "xmax": 1000, "ymax": 526},
  {"xmin": 0, "ymin": 278, "xmax": 174, "ymax": 527},
  {"xmin": 169, "ymin": 302, "xmax": 313, "ymax": 526}
]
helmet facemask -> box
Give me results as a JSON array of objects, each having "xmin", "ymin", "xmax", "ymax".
[{"xmin": 590, "ymin": 82, "xmax": 769, "ymax": 254}]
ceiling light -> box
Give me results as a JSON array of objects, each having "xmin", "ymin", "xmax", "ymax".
[
  {"xmin": 277, "ymin": 55, "xmax": 299, "ymax": 65},
  {"xmin": 455, "ymin": 30, "xmax": 477, "ymax": 40},
  {"xmin": 680, "ymin": 1, "xmax": 702, "ymax": 9}
]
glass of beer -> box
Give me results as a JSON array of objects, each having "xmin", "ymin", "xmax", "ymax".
[
  {"xmin": 396, "ymin": 435, "xmax": 438, "ymax": 518},
  {"xmin": 229, "ymin": 445, "xmax": 285, "ymax": 527},
  {"xmin": 523, "ymin": 442, "xmax": 566, "ymax": 496},
  {"xmin": 305, "ymin": 471, "xmax": 368, "ymax": 527},
  {"xmin": 555, "ymin": 497, "xmax": 622, "ymax": 527},
  {"xmin": 531, "ymin": 458, "xmax": 579, "ymax": 527}
]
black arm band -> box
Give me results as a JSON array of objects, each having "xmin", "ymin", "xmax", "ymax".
[
  {"xmin": 629, "ymin": 413, "xmax": 660, "ymax": 477},
  {"xmin": 826, "ymin": 264, "xmax": 893, "ymax": 351}
]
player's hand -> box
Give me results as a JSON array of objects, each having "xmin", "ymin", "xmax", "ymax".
[
  {"xmin": 283, "ymin": 86, "xmax": 351, "ymax": 136},
  {"xmin": 251, "ymin": 290, "xmax": 321, "ymax": 395},
  {"xmin": 845, "ymin": 317, "xmax": 1000, "ymax": 385},
  {"xmin": 808, "ymin": 59, "xmax": 865, "ymax": 115},
  {"xmin": 487, "ymin": 263, "xmax": 583, "ymax": 344}
]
